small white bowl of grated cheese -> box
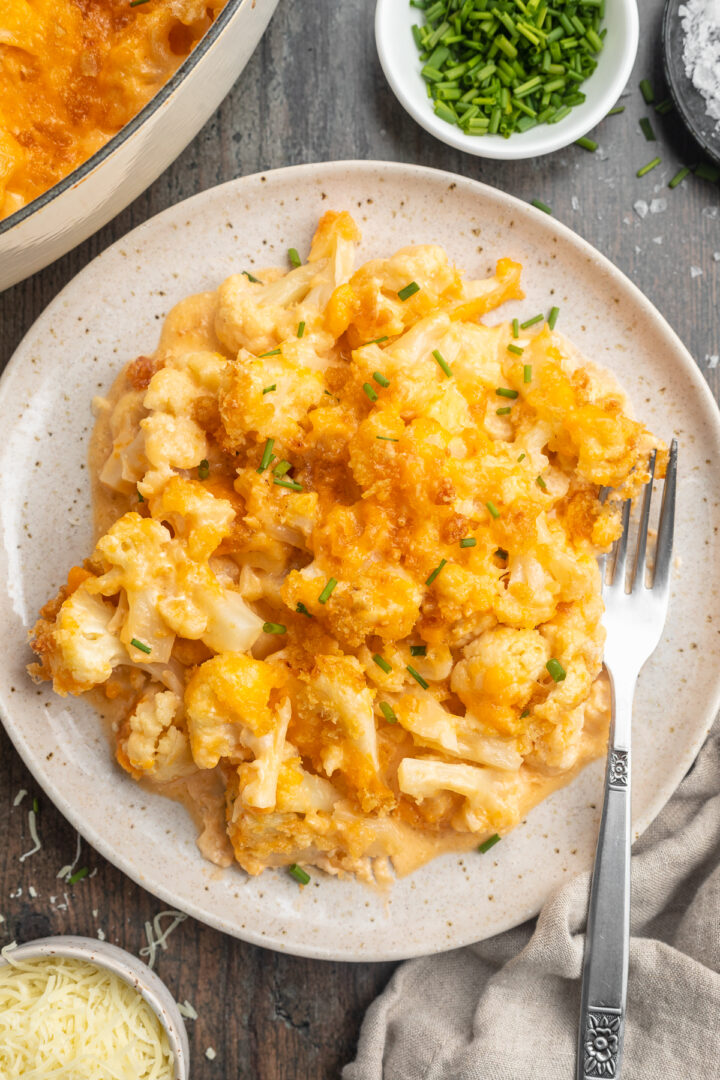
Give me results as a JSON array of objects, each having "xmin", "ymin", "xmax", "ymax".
[{"xmin": 0, "ymin": 936, "xmax": 189, "ymax": 1079}]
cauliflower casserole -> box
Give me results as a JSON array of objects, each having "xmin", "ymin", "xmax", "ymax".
[{"xmin": 30, "ymin": 212, "xmax": 663, "ymax": 883}]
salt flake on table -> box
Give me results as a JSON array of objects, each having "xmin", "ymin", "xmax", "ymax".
[
  {"xmin": 707, "ymin": 354, "xmax": 719, "ymax": 368},
  {"xmin": 653, "ymin": 236, "xmax": 663, "ymax": 244},
  {"xmin": 702, "ymin": 206, "xmax": 719, "ymax": 219},
  {"xmin": 714, "ymin": 252, "xmax": 720, "ymax": 261},
  {"xmin": 634, "ymin": 199, "xmax": 649, "ymax": 218},
  {"xmin": 571, "ymin": 196, "xmax": 580, "ymax": 211},
  {"xmin": 650, "ymin": 198, "xmax": 667, "ymax": 213},
  {"xmin": 691, "ymin": 265, "xmax": 704, "ymax": 277}
]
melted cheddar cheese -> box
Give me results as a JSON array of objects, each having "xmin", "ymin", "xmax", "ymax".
[
  {"xmin": 29, "ymin": 212, "xmax": 664, "ymax": 884},
  {"xmin": 0, "ymin": 0, "xmax": 226, "ymax": 221}
]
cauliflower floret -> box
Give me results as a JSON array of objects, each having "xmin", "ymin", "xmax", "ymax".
[
  {"xmin": 88, "ymin": 511, "xmax": 263, "ymax": 661},
  {"xmin": 219, "ymin": 349, "xmax": 326, "ymax": 450},
  {"xmin": 34, "ymin": 582, "xmax": 129, "ymax": 695},
  {"xmin": 451, "ymin": 626, "xmax": 550, "ymax": 736},
  {"xmin": 396, "ymin": 694, "xmax": 524, "ymax": 770},
  {"xmin": 215, "ymin": 211, "xmax": 359, "ymax": 356},
  {"xmin": 294, "ymin": 655, "xmax": 393, "ymax": 813},
  {"xmin": 117, "ymin": 689, "xmax": 196, "ymax": 784},
  {"xmin": 184, "ymin": 652, "xmax": 287, "ymax": 770},
  {"xmin": 397, "ymin": 757, "xmax": 522, "ymax": 833}
]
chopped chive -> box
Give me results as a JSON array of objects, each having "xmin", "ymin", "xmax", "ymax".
[
  {"xmin": 639, "ymin": 78, "xmax": 654, "ymax": 104},
  {"xmin": 273, "ymin": 478, "xmax": 303, "ymax": 491},
  {"xmin": 531, "ymin": 199, "xmax": 553, "ymax": 215},
  {"xmin": 398, "ymin": 281, "xmax": 420, "ymax": 301},
  {"xmin": 477, "ymin": 833, "xmax": 500, "ymax": 854},
  {"xmin": 459, "ymin": 537, "xmax": 476, "ymax": 548},
  {"xmin": 373, "ymin": 654, "xmax": 392, "ymax": 674},
  {"xmin": 198, "ymin": 459, "xmax": 210, "ymax": 480},
  {"xmin": 669, "ymin": 166, "xmax": 691, "ymax": 189},
  {"xmin": 32, "ymin": 798, "xmax": 39, "ymax": 814},
  {"xmin": 362, "ymin": 336, "xmax": 390, "ymax": 346},
  {"xmin": 425, "ymin": 559, "xmax": 447, "ymax": 585},
  {"xmin": 523, "ymin": 364, "xmax": 532, "ymax": 383},
  {"xmin": 259, "ymin": 348, "xmax": 281, "ymax": 358},
  {"xmin": 372, "ymin": 371, "xmax": 390, "ymax": 388},
  {"xmin": 546, "ymin": 658, "xmax": 567, "ymax": 682},
  {"xmin": 288, "ymin": 247, "xmax": 302, "ymax": 268},
  {"xmin": 520, "ymin": 708, "xmax": 530, "ymax": 718},
  {"xmin": 655, "ymin": 98, "xmax": 674, "ymax": 116},
  {"xmin": 262, "ymin": 384, "xmax": 277, "ymax": 395},
  {"xmin": 363, "ymin": 382, "xmax": 379, "ymax": 402},
  {"xmin": 376, "ymin": 435, "xmax": 399, "ymax": 442},
  {"xmin": 296, "ymin": 602, "xmax": 313, "ymax": 618},
  {"xmin": 297, "ymin": 321, "xmax": 306, "ymax": 338},
  {"xmin": 696, "ymin": 162, "xmax": 720, "ymax": 183},
  {"xmin": 379, "ymin": 701, "xmax": 398, "ymax": 723},
  {"xmin": 410, "ymin": 645, "xmax": 427, "ymax": 657},
  {"xmin": 536, "ymin": 475, "xmax": 548, "ymax": 490},
  {"xmin": 263, "ymin": 622, "xmax": 286, "ymax": 634},
  {"xmin": 520, "ymin": 313, "xmax": 544, "ymax": 329},
  {"xmin": 606, "ymin": 105, "xmax": 625, "ymax": 115},
  {"xmin": 575, "ymin": 136, "xmax": 598, "ymax": 151},
  {"xmin": 242, "ymin": 269, "xmax": 261, "ymax": 283},
  {"xmin": 257, "ymin": 437, "xmax": 275, "ymax": 473},
  {"xmin": 68, "ymin": 867, "xmax": 90, "ymax": 883},
  {"xmin": 407, "ymin": 665, "xmax": 429, "ymax": 689},
  {"xmin": 432, "ymin": 349, "xmax": 452, "ymax": 377},
  {"xmin": 548, "ymin": 306, "xmax": 560, "ymax": 330},
  {"xmin": 273, "ymin": 459, "xmax": 292, "ymax": 477},
  {"xmin": 517, "ymin": 453, "xmax": 526, "ymax": 462},
  {"xmin": 496, "ymin": 387, "xmax": 519, "ymax": 399},
  {"xmin": 496, "ymin": 406, "xmax": 512, "ymax": 415},
  {"xmin": 639, "ymin": 117, "xmax": 656, "ymax": 141},
  {"xmin": 486, "ymin": 500, "xmax": 500, "ymax": 519},
  {"xmin": 288, "ymin": 864, "xmax": 310, "ymax": 885},
  {"xmin": 130, "ymin": 0, "xmax": 151, "ymax": 5},
  {"xmin": 137, "ymin": 490, "xmax": 144, "ymax": 502},
  {"xmin": 507, "ymin": 343, "xmax": 524, "ymax": 356},
  {"xmin": 637, "ymin": 156, "xmax": 661, "ymax": 177},
  {"xmin": 318, "ymin": 577, "xmax": 338, "ymax": 604},
  {"xmin": 130, "ymin": 638, "xmax": 151, "ymax": 654},
  {"xmin": 495, "ymin": 547, "xmax": 508, "ymax": 560},
  {"xmin": 512, "ymin": 318, "xmax": 520, "ymax": 339}
]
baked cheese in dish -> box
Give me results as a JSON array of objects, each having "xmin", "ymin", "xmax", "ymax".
[
  {"xmin": 30, "ymin": 212, "xmax": 664, "ymax": 884},
  {"xmin": 0, "ymin": 0, "xmax": 227, "ymax": 222}
]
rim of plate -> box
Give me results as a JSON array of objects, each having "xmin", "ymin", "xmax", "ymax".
[
  {"xmin": 374, "ymin": 0, "xmax": 639, "ymax": 160},
  {"xmin": 2, "ymin": 160, "xmax": 719, "ymax": 962}
]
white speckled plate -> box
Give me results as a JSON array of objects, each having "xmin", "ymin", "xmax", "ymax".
[{"xmin": 2, "ymin": 162, "xmax": 719, "ymax": 962}]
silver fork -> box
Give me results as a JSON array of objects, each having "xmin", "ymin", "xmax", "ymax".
[{"xmin": 576, "ymin": 440, "xmax": 677, "ymax": 1080}]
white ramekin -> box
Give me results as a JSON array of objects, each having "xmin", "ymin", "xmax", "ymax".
[
  {"xmin": 0, "ymin": 935, "xmax": 189, "ymax": 1080},
  {"xmin": 375, "ymin": 0, "xmax": 639, "ymax": 160}
]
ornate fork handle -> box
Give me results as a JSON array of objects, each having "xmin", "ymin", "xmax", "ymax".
[{"xmin": 576, "ymin": 683, "xmax": 632, "ymax": 1080}]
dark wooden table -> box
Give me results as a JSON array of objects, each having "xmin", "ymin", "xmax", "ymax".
[{"xmin": 1, "ymin": 1, "xmax": 718, "ymax": 1076}]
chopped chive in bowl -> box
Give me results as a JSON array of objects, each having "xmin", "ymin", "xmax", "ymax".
[{"xmin": 409, "ymin": 0, "xmax": 606, "ymax": 140}]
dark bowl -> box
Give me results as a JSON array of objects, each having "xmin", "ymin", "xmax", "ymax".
[{"xmin": 662, "ymin": 0, "xmax": 720, "ymax": 167}]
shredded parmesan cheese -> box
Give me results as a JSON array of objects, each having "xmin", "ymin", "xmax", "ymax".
[
  {"xmin": 56, "ymin": 834, "xmax": 82, "ymax": 882},
  {"xmin": 19, "ymin": 809, "xmax": 41, "ymax": 863},
  {"xmin": 205, "ymin": 1047, "xmax": 217, "ymax": 1061},
  {"xmin": 0, "ymin": 951, "xmax": 174, "ymax": 1078},
  {"xmin": 139, "ymin": 910, "xmax": 187, "ymax": 970},
  {"xmin": 12, "ymin": 789, "xmax": 27, "ymax": 807},
  {"xmin": 177, "ymin": 998, "xmax": 198, "ymax": 1020}
]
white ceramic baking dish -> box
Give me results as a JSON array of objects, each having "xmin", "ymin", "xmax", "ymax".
[{"xmin": 0, "ymin": 0, "xmax": 278, "ymax": 292}]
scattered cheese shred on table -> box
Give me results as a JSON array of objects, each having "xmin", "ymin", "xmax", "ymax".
[{"xmin": 0, "ymin": 947, "xmax": 174, "ymax": 1078}]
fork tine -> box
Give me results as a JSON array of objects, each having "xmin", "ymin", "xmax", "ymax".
[
  {"xmin": 610, "ymin": 498, "xmax": 632, "ymax": 587},
  {"xmin": 652, "ymin": 438, "xmax": 678, "ymax": 590},
  {"xmin": 630, "ymin": 450, "xmax": 657, "ymax": 592}
]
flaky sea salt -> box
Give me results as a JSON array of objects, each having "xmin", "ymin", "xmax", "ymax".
[
  {"xmin": 691, "ymin": 265, "xmax": 704, "ymax": 276},
  {"xmin": 633, "ymin": 199, "xmax": 649, "ymax": 218},
  {"xmin": 706, "ymin": 354, "xmax": 719, "ymax": 367},
  {"xmin": 650, "ymin": 198, "xmax": 667, "ymax": 213},
  {"xmin": 680, "ymin": 0, "xmax": 720, "ymax": 130}
]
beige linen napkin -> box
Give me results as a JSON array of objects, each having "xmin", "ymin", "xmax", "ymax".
[{"xmin": 344, "ymin": 724, "xmax": 720, "ymax": 1079}]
